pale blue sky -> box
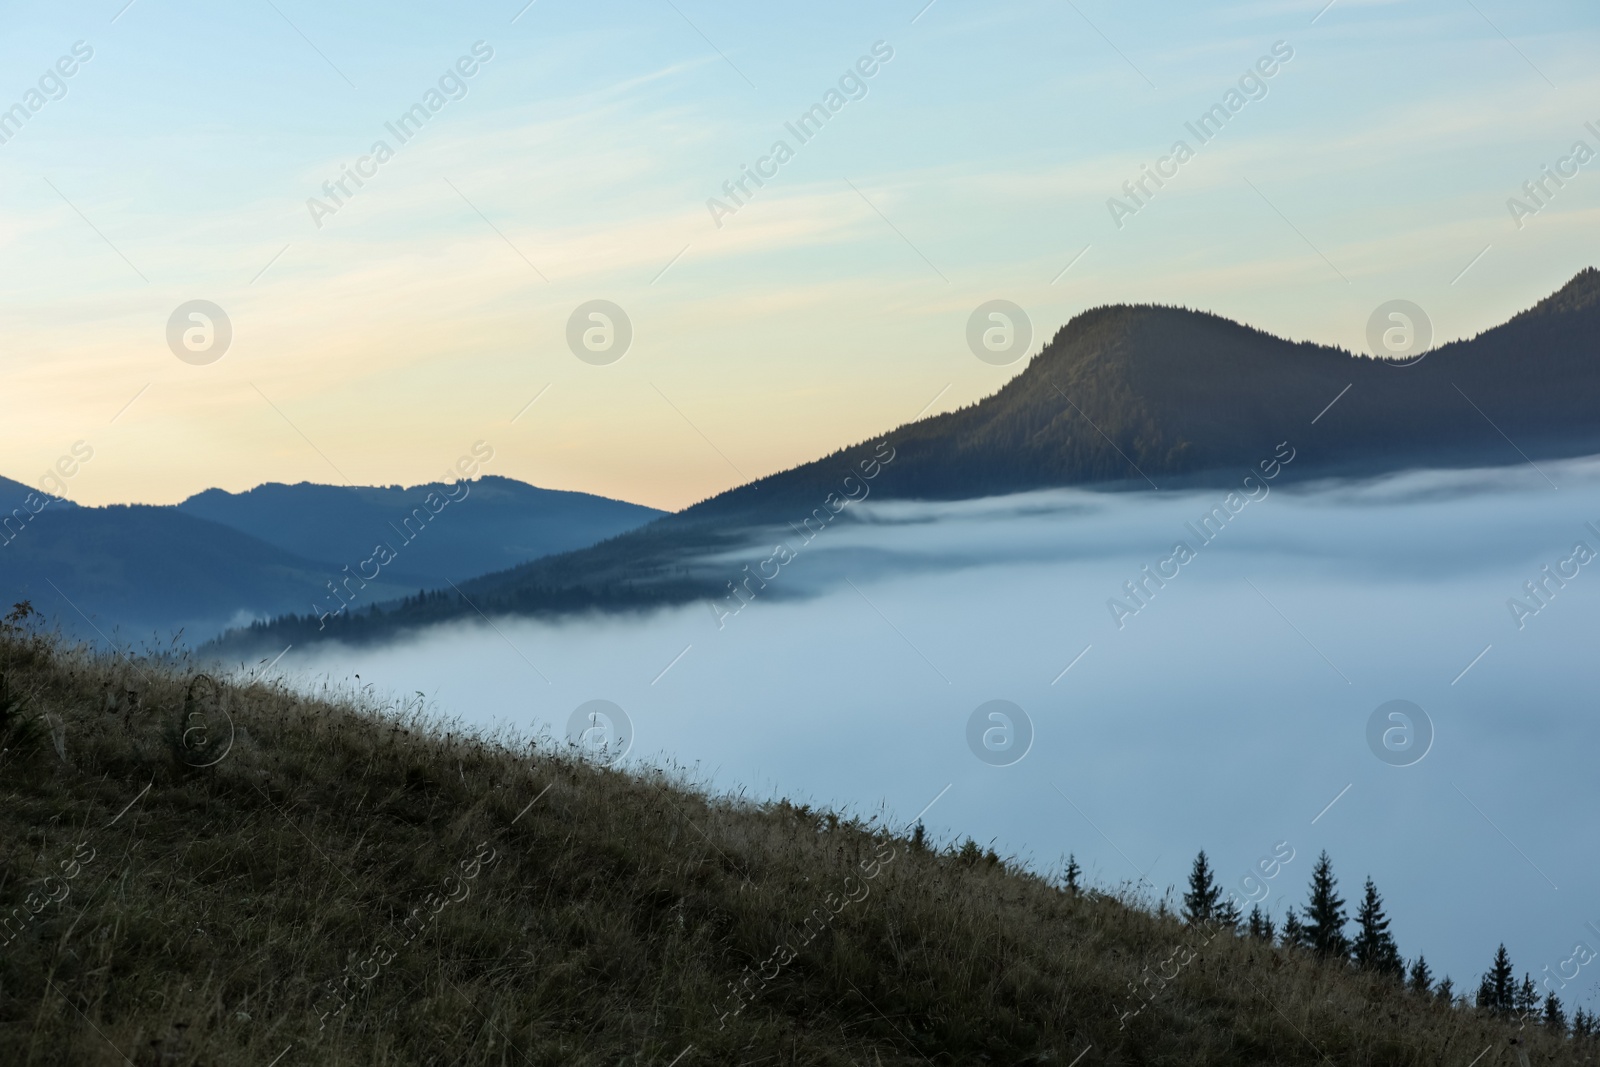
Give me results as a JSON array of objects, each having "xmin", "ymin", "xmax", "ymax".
[{"xmin": 3, "ymin": 0, "xmax": 1597, "ymax": 508}]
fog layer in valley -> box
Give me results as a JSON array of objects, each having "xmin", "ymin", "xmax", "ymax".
[{"xmin": 271, "ymin": 457, "xmax": 1600, "ymax": 1007}]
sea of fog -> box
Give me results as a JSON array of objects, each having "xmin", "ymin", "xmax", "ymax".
[{"xmin": 268, "ymin": 457, "xmax": 1600, "ymax": 1008}]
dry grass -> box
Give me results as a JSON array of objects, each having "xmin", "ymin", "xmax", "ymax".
[{"xmin": 0, "ymin": 626, "xmax": 1585, "ymax": 1066}]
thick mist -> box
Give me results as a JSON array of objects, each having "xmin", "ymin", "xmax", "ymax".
[{"xmin": 271, "ymin": 457, "xmax": 1600, "ymax": 1008}]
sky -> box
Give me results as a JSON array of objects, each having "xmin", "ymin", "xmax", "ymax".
[{"xmin": 3, "ymin": 0, "xmax": 1599, "ymax": 511}]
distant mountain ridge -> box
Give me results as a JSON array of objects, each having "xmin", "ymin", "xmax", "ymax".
[
  {"xmin": 177, "ymin": 474, "xmax": 663, "ymax": 586},
  {"xmin": 0, "ymin": 475, "xmax": 662, "ymax": 643},
  {"xmin": 0, "ymin": 475, "xmax": 54, "ymax": 506},
  {"xmin": 214, "ymin": 269, "xmax": 1600, "ymax": 654},
  {"xmin": 1, "ymin": 505, "xmax": 422, "ymax": 643}
]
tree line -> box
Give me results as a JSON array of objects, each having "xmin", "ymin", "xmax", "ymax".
[{"xmin": 1105, "ymin": 848, "xmax": 1600, "ymax": 1040}]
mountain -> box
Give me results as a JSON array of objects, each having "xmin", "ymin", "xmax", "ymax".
[
  {"xmin": 692, "ymin": 265, "xmax": 1600, "ymax": 513},
  {"xmin": 217, "ymin": 269, "xmax": 1600, "ymax": 653},
  {"xmin": 177, "ymin": 475, "xmax": 663, "ymax": 585},
  {"xmin": 0, "ymin": 476, "xmax": 662, "ymax": 645},
  {"xmin": 0, "ymin": 473, "xmax": 76, "ymax": 515},
  {"xmin": 0, "ymin": 474, "xmax": 42, "ymax": 505},
  {"xmin": 0, "ymin": 505, "xmax": 423, "ymax": 643},
  {"xmin": 0, "ymin": 630, "xmax": 1568, "ymax": 1064}
]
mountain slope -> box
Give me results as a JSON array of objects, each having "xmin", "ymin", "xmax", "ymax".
[
  {"xmin": 0, "ymin": 505, "xmax": 424, "ymax": 642},
  {"xmin": 0, "ymin": 474, "xmax": 662, "ymax": 646},
  {"xmin": 695, "ymin": 266, "xmax": 1600, "ymax": 513},
  {"xmin": 0, "ymin": 629, "xmax": 1568, "ymax": 1065},
  {"xmin": 0, "ymin": 475, "xmax": 49, "ymax": 507},
  {"xmin": 177, "ymin": 475, "xmax": 663, "ymax": 585},
  {"xmin": 217, "ymin": 270, "xmax": 1600, "ymax": 652}
]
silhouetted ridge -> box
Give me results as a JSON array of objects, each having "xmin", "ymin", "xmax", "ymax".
[
  {"xmin": 0, "ymin": 475, "xmax": 661, "ymax": 645},
  {"xmin": 1510, "ymin": 266, "xmax": 1600, "ymax": 321},
  {"xmin": 213, "ymin": 270, "xmax": 1600, "ymax": 652}
]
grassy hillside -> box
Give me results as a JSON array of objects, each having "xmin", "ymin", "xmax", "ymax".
[{"xmin": 0, "ymin": 616, "xmax": 1581, "ymax": 1065}]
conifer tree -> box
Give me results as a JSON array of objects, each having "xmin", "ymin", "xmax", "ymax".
[
  {"xmin": 1062, "ymin": 853, "xmax": 1082, "ymax": 894},
  {"xmin": 1408, "ymin": 956, "xmax": 1433, "ymax": 995},
  {"xmin": 1183, "ymin": 851, "xmax": 1222, "ymax": 925},
  {"xmin": 1215, "ymin": 893, "xmax": 1243, "ymax": 931},
  {"xmin": 1302, "ymin": 851, "xmax": 1350, "ymax": 959},
  {"xmin": 1544, "ymin": 993, "xmax": 1568, "ymax": 1035},
  {"xmin": 1247, "ymin": 904, "xmax": 1276, "ymax": 942},
  {"xmin": 1280, "ymin": 906, "xmax": 1306, "ymax": 949},
  {"xmin": 1351, "ymin": 877, "xmax": 1403, "ymax": 976},
  {"xmin": 1516, "ymin": 975, "xmax": 1539, "ymax": 1018},
  {"xmin": 1479, "ymin": 944, "xmax": 1515, "ymax": 1015},
  {"xmin": 1573, "ymin": 1006, "xmax": 1594, "ymax": 1039},
  {"xmin": 1435, "ymin": 976, "xmax": 1455, "ymax": 1006}
]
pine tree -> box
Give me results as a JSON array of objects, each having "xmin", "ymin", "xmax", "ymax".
[
  {"xmin": 1435, "ymin": 976, "xmax": 1455, "ymax": 1006},
  {"xmin": 1408, "ymin": 956, "xmax": 1433, "ymax": 995},
  {"xmin": 1351, "ymin": 877, "xmax": 1403, "ymax": 976},
  {"xmin": 1573, "ymin": 1006, "xmax": 1594, "ymax": 1039},
  {"xmin": 1479, "ymin": 944, "xmax": 1515, "ymax": 1015},
  {"xmin": 1280, "ymin": 906, "xmax": 1306, "ymax": 949},
  {"xmin": 1183, "ymin": 851, "xmax": 1222, "ymax": 925},
  {"xmin": 1544, "ymin": 993, "xmax": 1568, "ymax": 1035},
  {"xmin": 1247, "ymin": 904, "xmax": 1276, "ymax": 942},
  {"xmin": 1063, "ymin": 853, "xmax": 1081, "ymax": 894},
  {"xmin": 1302, "ymin": 851, "xmax": 1350, "ymax": 960},
  {"xmin": 1216, "ymin": 893, "xmax": 1243, "ymax": 931},
  {"xmin": 1516, "ymin": 975, "xmax": 1539, "ymax": 1018}
]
